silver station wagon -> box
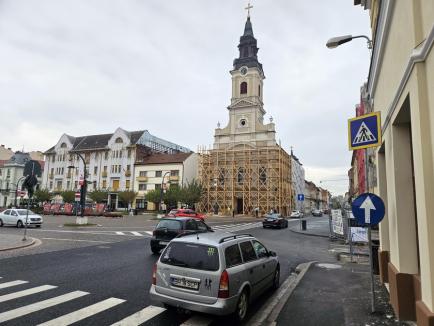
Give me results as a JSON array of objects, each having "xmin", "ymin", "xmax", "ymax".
[{"xmin": 149, "ymin": 232, "xmax": 280, "ymax": 322}]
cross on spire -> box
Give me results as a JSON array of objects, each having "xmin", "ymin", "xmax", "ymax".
[{"xmin": 245, "ymin": 2, "xmax": 253, "ymax": 18}]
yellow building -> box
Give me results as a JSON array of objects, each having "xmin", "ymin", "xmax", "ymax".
[{"xmin": 356, "ymin": 1, "xmax": 434, "ymax": 323}]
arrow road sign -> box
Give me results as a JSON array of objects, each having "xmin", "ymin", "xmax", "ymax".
[
  {"xmin": 351, "ymin": 193, "xmax": 385, "ymax": 226},
  {"xmin": 348, "ymin": 112, "xmax": 381, "ymax": 150}
]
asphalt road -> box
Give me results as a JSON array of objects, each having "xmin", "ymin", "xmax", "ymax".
[{"xmin": 0, "ymin": 216, "xmax": 336, "ymax": 325}]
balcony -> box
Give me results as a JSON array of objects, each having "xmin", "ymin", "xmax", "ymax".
[
  {"xmin": 102, "ymin": 171, "xmax": 108, "ymax": 178},
  {"xmin": 125, "ymin": 171, "xmax": 131, "ymax": 177},
  {"xmin": 136, "ymin": 176, "xmax": 148, "ymax": 182},
  {"xmin": 169, "ymin": 175, "xmax": 179, "ymax": 181}
]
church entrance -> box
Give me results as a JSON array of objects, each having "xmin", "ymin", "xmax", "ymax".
[{"xmin": 236, "ymin": 198, "xmax": 243, "ymax": 214}]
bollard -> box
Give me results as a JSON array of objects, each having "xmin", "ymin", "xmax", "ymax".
[{"xmin": 301, "ymin": 219, "xmax": 307, "ymax": 231}]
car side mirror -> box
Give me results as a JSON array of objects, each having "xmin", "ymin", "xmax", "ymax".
[
  {"xmin": 207, "ymin": 226, "xmax": 214, "ymax": 232},
  {"xmin": 268, "ymin": 251, "xmax": 277, "ymax": 257}
]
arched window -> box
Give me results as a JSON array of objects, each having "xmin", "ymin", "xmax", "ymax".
[
  {"xmin": 240, "ymin": 82, "xmax": 247, "ymax": 94},
  {"xmin": 258, "ymin": 85, "xmax": 261, "ymax": 97},
  {"xmin": 60, "ymin": 142, "xmax": 67, "ymax": 148},
  {"xmin": 115, "ymin": 137, "xmax": 123, "ymax": 143},
  {"xmin": 237, "ymin": 167, "xmax": 245, "ymax": 184}
]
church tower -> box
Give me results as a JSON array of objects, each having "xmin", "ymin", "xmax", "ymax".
[{"xmin": 213, "ymin": 15, "xmax": 276, "ymax": 150}]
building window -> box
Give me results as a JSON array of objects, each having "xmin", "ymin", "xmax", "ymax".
[
  {"xmin": 93, "ymin": 181, "xmax": 97, "ymax": 189},
  {"xmin": 56, "ymin": 181, "xmax": 62, "ymax": 191},
  {"xmin": 50, "ymin": 181, "xmax": 53, "ymax": 189},
  {"xmin": 74, "ymin": 181, "xmax": 78, "ymax": 189},
  {"xmin": 139, "ymin": 171, "xmax": 147, "ymax": 177},
  {"xmin": 240, "ymin": 82, "xmax": 247, "ymax": 94},
  {"xmin": 155, "ymin": 171, "xmax": 162, "ymax": 177},
  {"xmin": 259, "ymin": 167, "xmax": 267, "ymax": 185},
  {"xmin": 127, "ymin": 149, "xmax": 131, "ymax": 158},
  {"xmin": 237, "ymin": 168, "xmax": 244, "ymax": 184},
  {"xmin": 258, "ymin": 85, "xmax": 261, "ymax": 97},
  {"xmin": 102, "ymin": 180, "xmax": 107, "ymax": 189},
  {"xmin": 139, "ymin": 184, "xmax": 147, "ymax": 191},
  {"xmin": 126, "ymin": 180, "xmax": 130, "ymax": 189},
  {"xmin": 66, "ymin": 181, "xmax": 70, "ymax": 189},
  {"xmin": 104, "ymin": 152, "xmax": 108, "ymax": 160},
  {"xmin": 60, "ymin": 142, "xmax": 67, "ymax": 148},
  {"xmin": 115, "ymin": 137, "xmax": 123, "ymax": 143},
  {"xmin": 170, "ymin": 170, "xmax": 179, "ymax": 176},
  {"xmin": 94, "ymin": 166, "xmax": 98, "ymax": 175}
]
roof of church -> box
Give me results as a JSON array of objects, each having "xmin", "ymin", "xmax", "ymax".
[{"xmin": 233, "ymin": 17, "xmax": 263, "ymax": 71}]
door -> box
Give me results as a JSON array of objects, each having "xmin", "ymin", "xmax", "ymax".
[
  {"xmin": 252, "ymin": 240, "xmax": 275, "ymax": 290},
  {"xmin": 237, "ymin": 198, "xmax": 243, "ymax": 214},
  {"xmin": 2, "ymin": 210, "xmax": 11, "ymax": 224},
  {"xmin": 112, "ymin": 180, "xmax": 120, "ymax": 191},
  {"xmin": 239, "ymin": 240, "xmax": 261, "ymax": 298}
]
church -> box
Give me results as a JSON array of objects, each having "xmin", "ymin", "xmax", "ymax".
[{"xmin": 198, "ymin": 12, "xmax": 292, "ymax": 216}]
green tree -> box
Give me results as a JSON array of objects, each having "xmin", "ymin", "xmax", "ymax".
[
  {"xmin": 163, "ymin": 186, "xmax": 180, "ymax": 208},
  {"xmin": 60, "ymin": 190, "xmax": 75, "ymax": 203},
  {"xmin": 33, "ymin": 189, "xmax": 53, "ymax": 204},
  {"xmin": 88, "ymin": 189, "xmax": 108, "ymax": 203},
  {"xmin": 145, "ymin": 189, "xmax": 161, "ymax": 209},
  {"xmin": 118, "ymin": 190, "xmax": 137, "ymax": 208},
  {"xmin": 179, "ymin": 179, "xmax": 203, "ymax": 207}
]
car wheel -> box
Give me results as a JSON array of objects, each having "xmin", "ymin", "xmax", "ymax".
[
  {"xmin": 234, "ymin": 289, "xmax": 249, "ymax": 322},
  {"xmin": 272, "ymin": 266, "xmax": 280, "ymax": 290},
  {"xmin": 0, "ymin": 219, "xmax": 3, "ymax": 227},
  {"xmin": 17, "ymin": 220, "xmax": 24, "ymax": 228}
]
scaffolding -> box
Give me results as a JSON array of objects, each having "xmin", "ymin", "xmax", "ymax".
[{"xmin": 197, "ymin": 144, "xmax": 292, "ymax": 216}]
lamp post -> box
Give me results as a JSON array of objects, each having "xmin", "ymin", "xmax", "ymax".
[
  {"xmin": 159, "ymin": 171, "xmax": 171, "ymax": 213},
  {"xmin": 326, "ymin": 33, "xmax": 376, "ymax": 313},
  {"xmin": 14, "ymin": 175, "xmax": 27, "ymax": 207},
  {"xmin": 67, "ymin": 153, "xmax": 87, "ymax": 221}
]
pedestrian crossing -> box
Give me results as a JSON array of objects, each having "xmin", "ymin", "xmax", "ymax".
[{"xmin": 0, "ymin": 277, "xmax": 214, "ymax": 326}]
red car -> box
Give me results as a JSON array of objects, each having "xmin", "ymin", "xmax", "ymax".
[{"xmin": 166, "ymin": 209, "xmax": 205, "ymax": 221}]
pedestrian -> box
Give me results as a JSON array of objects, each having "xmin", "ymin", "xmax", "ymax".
[{"xmin": 255, "ymin": 207, "xmax": 259, "ymax": 218}]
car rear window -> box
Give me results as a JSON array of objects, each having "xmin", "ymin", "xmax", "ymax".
[
  {"xmin": 160, "ymin": 242, "xmax": 219, "ymax": 271},
  {"xmin": 156, "ymin": 219, "xmax": 182, "ymax": 230},
  {"xmin": 225, "ymin": 244, "xmax": 242, "ymax": 267}
]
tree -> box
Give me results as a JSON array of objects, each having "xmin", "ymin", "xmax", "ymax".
[
  {"xmin": 145, "ymin": 189, "xmax": 161, "ymax": 209},
  {"xmin": 179, "ymin": 179, "xmax": 204, "ymax": 208},
  {"xmin": 88, "ymin": 189, "xmax": 108, "ymax": 203},
  {"xmin": 163, "ymin": 186, "xmax": 181, "ymax": 209},
  {"xmin": 60, "ymin": 190, "xmax": 75, "ymax": 203},
  {"xmin": 33, "ymin": 189, "xmax": 52, "ymax": 204},
  {"xmin": 118, "ymin": 190, "xmax": 137, "ymax": 208}
]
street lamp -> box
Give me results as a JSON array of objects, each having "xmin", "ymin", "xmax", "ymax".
[
  {"xmin": 159, "ymin": 171, "xmax": 171, "ymax": 213},
  {"xmin": 14, "ymin": 175, "xmax": 27, "ymax": 207},
  {"xmin": 326, "ymin": 34, "xmax": 372, "ymax": 49},
  {"xmin": 67, "ymin": 153, "xmax": 87, "ymax": 219}
]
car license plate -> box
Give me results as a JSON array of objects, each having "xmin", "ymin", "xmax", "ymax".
[
  {"xmin": 170, "ymin": 277, "xmax": 199, "ymax": 290},
  {"xmin": 267, "ymin": 219, "xmax": 275, "ymax": 222},
  {"xmin": 159, "ymin": 241, "xmax": 169, "ymax": 246}
]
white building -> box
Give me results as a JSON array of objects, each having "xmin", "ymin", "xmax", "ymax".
[
  {"xmin": 134, "ymin": 153, "xmax": 198, "ymax": 211},
  {"xmin": 0, "ymin": 152, "xmax": 44, "ymax": 207},
  {"xmin": 42, "ymin": 128, "xmax": 190, "ymax": 209},
  {"xmin": 291, "ymin": 151, "xmax": 305, "ymax": 212}
]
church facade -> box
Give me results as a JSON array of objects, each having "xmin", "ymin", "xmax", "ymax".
[{"xmin": 198, "ymin": 16, "xmax": 292, "ymax": 216}]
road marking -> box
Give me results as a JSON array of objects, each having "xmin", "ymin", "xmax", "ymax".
[
  {"xmin": 130, "ymin": 231, "xmax": 142, "ymax": 236},
  {"xmin": 0, "ymin": 285, "xmax": 57, "ymax": 303},
  {"xmin": 181, "ymin": 315, "xmax": 213, "ymax": 326},
  {"xmin": 110, "ymin": 305, "xmax": 166, "ymax": 325},
  {"xmin": 0, "ymin": 291, "xmax": 89, "ymax": 323},
  {"xmin": 41, "ymin": 238, "xmax": 112, "ymax": 243},
  {"xmin": 145, "ymin": 231, "xmax": 153, "ymax": 235},
  {"xmin": 116, "ymin": 232, "xmax": 125, "ymax": 235},
  {"xmin": 38, "ymin": 297, "xmax": 125, "ymax": 326},
  {"xmin": 0, "ymin": 280, "xmax": 28, "ymax": 289}
]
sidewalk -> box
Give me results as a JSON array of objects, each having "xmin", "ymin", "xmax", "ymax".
[{"xmin": 0, "ymin": 234, "xmax": 36, "ymax": 251}]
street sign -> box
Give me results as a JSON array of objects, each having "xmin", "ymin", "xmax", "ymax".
[
  {"xmin": 348, "ymin": 112, "xmax": 381, "ymax": 150},
  {"xmin": 75, "ymin": 192, "xmax": 81, "ymax": 202},
  {"xmin": 351, "ymin": 193, "xmax": 385, "ymax": 226},
  {"xmin": 297, "ymin": 194, "xmax": 304, "ymax": 201}
]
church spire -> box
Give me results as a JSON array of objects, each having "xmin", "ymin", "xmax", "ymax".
[{"xmin": 233, "ymin": 10, "xmax": 262, "ymax": 72}]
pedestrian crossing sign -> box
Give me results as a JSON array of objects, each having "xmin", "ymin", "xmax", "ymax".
[{"xmin": 348, "ymin": 112, "xmax": 381, "ymax": 150}]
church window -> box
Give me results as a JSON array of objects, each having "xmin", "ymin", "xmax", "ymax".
[
  {"xmin": 259, "ymin": 167, "xmax": 267, "ymax": 185},
  {"xmin": 240, "ymin": 119, "xmax": 247, "ymax": 127},
  {"xmin": 240, "ymin": 82, "xmax": 247, "ymax": 94},
  {"xmin": 258, "ymin": 85, "xmax": 261, "ymax": 97},
  {"xmin": 237, "ymin": 168, "xmax": 245, "ymax": 184},
  {"xmin": 115, "ymin": 137, "xmax": 123, "ymax": 144}
]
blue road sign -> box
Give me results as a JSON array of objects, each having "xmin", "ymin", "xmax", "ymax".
[
  {"xmin": 348, "ymin": 112, "xmax": 381, "ymax": 150},
  {"xmin": 351, "ymin": 193, "xmax": 385, "ymax": 226},
  {"xmin": 297, "ymin": 194, "xmax": 304, "ymax": 201}
]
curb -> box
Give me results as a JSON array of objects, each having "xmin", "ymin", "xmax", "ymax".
[
  {"xmin": 0, "ymin": 237, "xmax": 37, "ymax": 252},
  {"xmin": 249, "ymin": 261, "xmax": 316, "ymax": 326},
  {"xmin": 288, "ymin": 227, "xmax": 330, "ymax": 239}
]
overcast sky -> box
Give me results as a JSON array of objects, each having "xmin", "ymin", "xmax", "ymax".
[{"xmin": 0, "ymin": 0, "xmax": 370, "ymax": 195}]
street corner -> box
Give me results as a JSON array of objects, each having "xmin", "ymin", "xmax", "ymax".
[{"xmin": 0, "ymin": 234, "xmax": 40, "ymax": 252}]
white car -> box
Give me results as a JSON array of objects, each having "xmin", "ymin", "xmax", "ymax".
[
  {"xmin": 290, "ymin": 210, "xmax": 303, "ymax": 218},
  {"xmin": 0, "ymin": 208, "xmax": 43, "ymax": 228}
]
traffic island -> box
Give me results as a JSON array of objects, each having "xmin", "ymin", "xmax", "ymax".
[
  {"xmin": 0, "ymin": 234, "xmax": 37, "ymax": 251},
  {"xmin": 63, "ymin": 223, "xmax": 98, "ymax": 227}
]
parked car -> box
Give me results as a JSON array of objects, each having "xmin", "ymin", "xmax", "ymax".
[
  {"xmin": 262, "ymin": 213, "xmax": 288, "ymax": 229},
  {"xmin": 312, "ymin": 209, "xmax": 323, "ymax": 217},
  {"xmin": 290, "ymin": 210, "xmax": 303, "ymax": 218},
  {"xmin": 150, "ymin": 232, "xmax": 280, "ymax": 322},
  {"xmin": 167, "ymin": 209, "xmax": 206, "ymax": 221},
  {"xmin": 150, "ymin": 217, "xmax": 213, "ymax": 254},
  {"xmin": 0, "ymin": 208, "xmax": 43, "ymax": 228}
]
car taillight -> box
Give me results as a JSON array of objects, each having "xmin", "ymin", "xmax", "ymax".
[
  {"xmin": 152, "ymin": 263, "xmax": 157, "ymax": 285},
  {"xmin": 218, "ymin": 270, "xmax": 229, "ymax": 298}
]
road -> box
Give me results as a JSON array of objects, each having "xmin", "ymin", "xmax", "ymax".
[{"xmin": 0, "ymin": 215, "xmax": 336, "ymax": 325}]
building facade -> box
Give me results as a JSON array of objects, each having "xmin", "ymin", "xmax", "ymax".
[
  {"xmin": 291, "ymin": 151, "xmax": 305, "ymax": 212},
  {"xmin": 198, "ymin": 15, "xmax": 292, "ymax": 216},
  {"xmin": 134, "ymin": 153, "xmax": 198, "ymax": 210},
  {"xmin": 304, "ymin": 180, "xmax": 319, "ymax": 213},
  {"xmin": 356, "ymin": 1, "xmax": 434, "ymax": 323},
  {"xmin": 42, "ymin": 128, "xmax": 190, "ymax": 209}
]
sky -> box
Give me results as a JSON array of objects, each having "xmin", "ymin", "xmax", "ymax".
[{"xmin": 0, "ymin": 0, "xmax": 371, "ymax": 195}]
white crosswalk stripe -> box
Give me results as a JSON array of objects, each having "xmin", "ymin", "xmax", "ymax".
[
  {"xmin": 0, "ymin": 291, "xmax": 89, "ymax": 323},
  {"xmin": 130, "ymin": 231, "xmax": 142, "ymax": 236},
  {"xmin": 0, "ymin": 285, "xmax": 57, "ymax": 303},
  {"xmin": 0, "ymin": 280, "xmax": 28, "ymax": 289},
  {"xmin": 111, "ymin": 305, "xmax": 166, "ymax": 325},
  {"xmin": 38, "ymin": 297, "xmax": 125, "ymax": 326},
  {"xmin": 116, "ymin": 231, "xmax": 125, "ymax": 235}
]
